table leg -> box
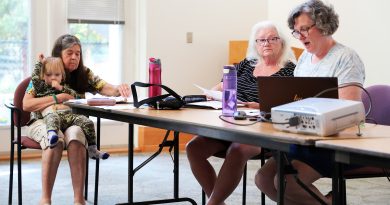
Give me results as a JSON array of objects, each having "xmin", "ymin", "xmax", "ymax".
[
  {"xmin": 129, "ymin": 124, "xmax": 134, "ymax": 203},
  {"xmin": 276, "ymin": 151, "xmax": 285, "ymax": 205},
  {"xmin": 332, "ymin": 161, "xmax": 344, "ymax": 205},
  {"xmin": 173, "ymin": 131, "xmax": 179, "ymax": 199},
  {"xmin": 94, "ymin": 117, "xmax": 101, "ymax": 205}
]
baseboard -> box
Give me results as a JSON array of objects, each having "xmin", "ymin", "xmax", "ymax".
[
  {"xmin": 0, "ymin": 126, "xmax": 194, "ymax": 161},
  {"xmin": 0, "ymin": 146, "xmax": 140, "ymax": 162}
]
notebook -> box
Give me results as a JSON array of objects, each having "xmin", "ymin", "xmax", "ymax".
[{"xmin": 257, "ymin": 76, "xmax": 338, "ymax": 117}]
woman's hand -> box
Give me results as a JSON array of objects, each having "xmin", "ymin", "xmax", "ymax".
[
  {"xmin": 56, "ymin": 93, "xmax": 75, "ymax": 103},
  {"xmin": 100, "ymin": 83, "xmax": 131, "ymax": 97},
  {"xmin": 116, "ymin": 83, "xmax": 131, "ymax": 97},
  {"xmin": 205, "ymin": 82, "xmax": 223, "ymax": 100},
  {"xmin": 211, "ymin": 82, "xmax": 223, "ymax": 91},
  {"xmin": 242, "ymin": 102, "xmax": 260, "ymax": 109}
]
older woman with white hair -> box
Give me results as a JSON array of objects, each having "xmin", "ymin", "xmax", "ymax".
[{"xmin": 186, "ymin": 21, "xmax": 296, "ymax": 205}]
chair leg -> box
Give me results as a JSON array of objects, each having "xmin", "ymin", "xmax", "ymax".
[
  {"xmin": 84, "ymin": 150, "xmax": 89, "ymax": 200},
  {"xmin": 261, "ymin": 152, "xmax": 265, "ymax": 205},
  {"xmin": 94, "ymin": 159, "xmax": 100, "ymax": 205},
  {"xmin": 9, "ymin": 143, "xmax": 15, "ymax": 205},
  {"xmin": 202, "ymin": 189, "xmax": 206, "ymax": 205},
  {"xmin": 94, "ymin": 117, "xmax": 101, "ymax": 205},
  {"xmin": 242, "ymin": 163, "xmax": 247, "ymax": 205},
  {"xmin": 342, "ymin": 178, "xmax": 347, "ymax": 204},
  {"xmin": 17, "ymin": 143, "xmax": 22, "ymax": 205}
]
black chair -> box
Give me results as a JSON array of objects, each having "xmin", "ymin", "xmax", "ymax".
[
  {"xmin": 5, "ymin": 77, "xmax": 99, "ymax": 205},
  {"xmin": 201, "ymin": 150, "xmax": 268, "ymax": 205}
]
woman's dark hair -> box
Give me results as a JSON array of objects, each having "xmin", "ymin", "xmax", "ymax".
[
  {"xmin": 52, "ymin": 34, "xmax": 89, "ymax": 93},
  {"xmin": 287, "ymin": 0, "xmax": 339, "ymax": 36}
]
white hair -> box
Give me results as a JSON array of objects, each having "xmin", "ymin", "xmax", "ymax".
[{"xmin": 246, "ymin": 21, "xmax": 296, "ymax": 66}]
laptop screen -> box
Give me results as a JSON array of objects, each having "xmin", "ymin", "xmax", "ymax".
[{"xmin": 257, "ymin": 76, "xmax": 338, "ymax": 116}]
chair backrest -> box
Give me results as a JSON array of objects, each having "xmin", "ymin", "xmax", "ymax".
[
  {"xmin": 362, "ymin": 85, "xmax": 390, "ymax": 126},
  {"xmin": 13, "ymin": 77, "xmax": 32, "ymax": 127},
  {"xmin": 228, "ymin": 40, "xmax": 304, "ymax": 65}
]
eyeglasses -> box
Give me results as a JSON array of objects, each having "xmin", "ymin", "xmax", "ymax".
[
  {"xmin": 291, "ymin": 24, "xmax": 316, "ymax": 39},
  {"xmin": 255, "ymin": 37, "xmax": 280, "ymax": 46}
]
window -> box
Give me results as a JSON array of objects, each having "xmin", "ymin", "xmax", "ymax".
[
  {"xmin": 67, "ymin": 0, "xmax": 125, "ymax": 86},
  {"xmin": 69, "ymin": 24, "xmax": 123, "ymax": 84},
  {"xmin": 0, "ymin": 0, "xmax": 30, "ymax": 125}
]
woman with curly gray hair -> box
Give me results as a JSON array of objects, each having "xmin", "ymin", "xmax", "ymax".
[{"xmin": 255, "ymin": 1, "xmax": 365, "ymax": 204}]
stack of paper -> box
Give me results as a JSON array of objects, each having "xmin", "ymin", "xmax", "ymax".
[
  {"xmin": 185, "ymin": 100, "xmax": 223, "ymax": 109},
  {"xmin": 188, "ymin": 84, "xmax": 244, "ymax": 109},
  {"xmin": 194, "ymin": 84, "xmax": 222, "ymax": 101}
]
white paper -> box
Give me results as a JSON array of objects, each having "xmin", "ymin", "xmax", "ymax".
[
  {"xmin": 194, "ymin": 84, "xmax": 243, "ymax": 103},
  {"xmin": 186, "ymin": 100, "xmax": 223, "ymax": 109},
  {"xmin": 194, "ymin": 84, "xmax": 223, "ymax": 101},
  {"xmin": 67, "ymin": 99, "xmax": 87, "ymax": 104},
  {"xmin": 112, "ymin": 96, "xmax": 133, "ymax": 103},
  {"xmin": 96, "ymin": 105, "xmax": 135, "ymax": 110},
  {"xmin": 86, "ymin": 93, "xmax": 133, "ymax": 103},
  {"xmin": 186, "ymin": 100, "xmax": 245, "ymax": 110}
]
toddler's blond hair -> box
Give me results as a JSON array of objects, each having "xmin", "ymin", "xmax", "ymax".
[{"xmin": 40, "ymin": 57, "xmax": 66, "ymax": 82}]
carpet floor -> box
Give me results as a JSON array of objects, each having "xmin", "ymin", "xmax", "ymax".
[{"xmin": 1, "ymin": 152, "xmax": 390, "ymax": 205}]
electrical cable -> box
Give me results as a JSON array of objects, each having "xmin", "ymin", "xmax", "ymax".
[
  {"xmin": 218, "ymin": 115, "xmax": 259, "ymax": 126},
  {"xmin": 313, "ymin": 83, "xmax": 372, "ymax": 118}
]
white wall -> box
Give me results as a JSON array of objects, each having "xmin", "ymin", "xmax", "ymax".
[
  {"xmin": 268, "ymin": 0, "xmax": 390, "ymax": 86},
  {"xmin": 144, "ymin": 0, "xmax": 267, "ymax": 95}
]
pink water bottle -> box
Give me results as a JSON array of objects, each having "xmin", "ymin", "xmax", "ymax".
[{"xmin": 148, "ymin": 58, "xmax": 162, "ymax": 97}]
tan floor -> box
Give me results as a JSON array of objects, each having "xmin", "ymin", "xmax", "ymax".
[{"xmin": 1, "ymin": 152, "xmax": 390, "ymax": 205}]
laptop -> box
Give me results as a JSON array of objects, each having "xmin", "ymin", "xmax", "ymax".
[{"xmin": 257, "ymin": 76, "xmax": 338, "ymax": 118}]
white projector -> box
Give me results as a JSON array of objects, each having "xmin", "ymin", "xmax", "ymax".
[{"xmin": 271, "ymin": 97, "xmax": 365, "ymax": 136}]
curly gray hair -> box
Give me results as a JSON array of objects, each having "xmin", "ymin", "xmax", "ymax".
[{"xmin": 287, "ymin": 0, "xmax": 339, "ymax": 36}]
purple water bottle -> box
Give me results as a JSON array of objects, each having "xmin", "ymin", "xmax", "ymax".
[
  {"xmin": 222, "ymin": 65, "xmax": 237, "ymax": 116},
  {"xmin": 148, "ymin": 58, "xmax": 162, "ymax": 97}
]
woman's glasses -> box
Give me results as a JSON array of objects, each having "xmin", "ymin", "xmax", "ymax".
[
  {"xmin": 291, "ymin": 24, "xmax": 315, "ymax": 39},
  {"xmin": 255, "ymin": 37, "xmax": 280, "ymax": 46}
]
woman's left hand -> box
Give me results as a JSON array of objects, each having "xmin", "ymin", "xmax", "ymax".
[{"xmin": 117, "ymin": 83, "xmax": 131, "ymax": 97}]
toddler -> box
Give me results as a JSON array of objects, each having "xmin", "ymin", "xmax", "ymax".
[{"xmin": 31, "ymin": 57, "xmax": 109, "ymax": 159}]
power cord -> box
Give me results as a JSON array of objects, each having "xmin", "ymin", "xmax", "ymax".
[
  {"xmin": 218, "ymin": 115, "xmax": 259, "ymax": 126},
  {"xmin": 313, "ymin": 83, "xmax": 372, "ymax": 118},
  {"xmin": 258, "ymin": 112, "xmax": 300, "ymax": 127},
  {"xmin": 219, "ymin": 114, "xmax": 301, "ymax": 127}
]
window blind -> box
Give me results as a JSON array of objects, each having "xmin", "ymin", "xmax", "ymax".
[{"xmin": 68, "ymin": 0, "xmax": 124, "ymax": 24}]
